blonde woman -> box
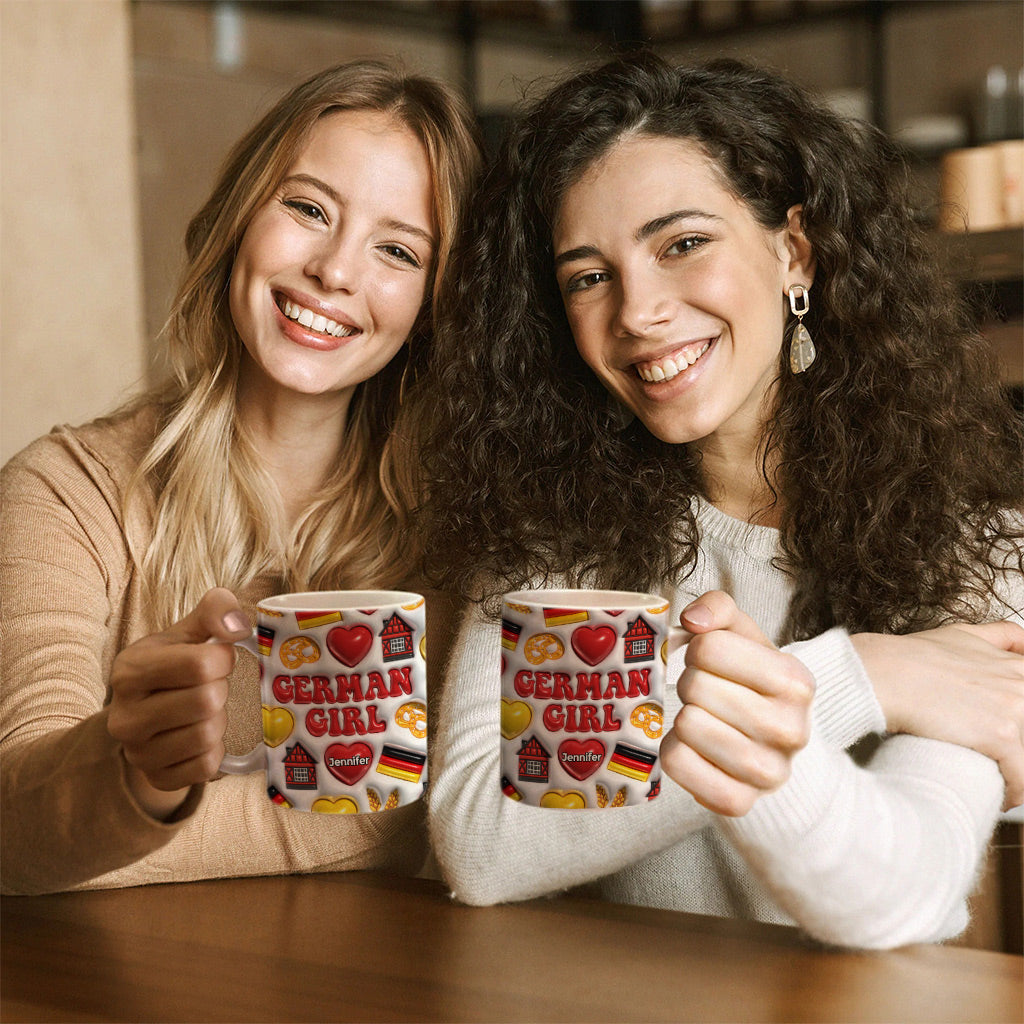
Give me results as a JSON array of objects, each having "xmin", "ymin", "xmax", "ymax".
[{"xmin": 1, "ymin": 60, "xmax": 482, "ymax": 894}]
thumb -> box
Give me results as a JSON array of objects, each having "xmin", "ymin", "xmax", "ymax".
[
  {"xmin": 165, "ymin": 587, "xmax": 251, "ymax": 645},
  {"xmin": 680, "ymin": 590, "xmax": 773, "ymax": 648}
]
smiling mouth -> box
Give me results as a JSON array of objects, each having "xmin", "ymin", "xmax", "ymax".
[
  {"xmin": 277, "ymin": 296, "xmax": 360, "ymax": 339},
  {"xmin": 634, "ymin": 338, "xmax": 714, "ymax": 383}
]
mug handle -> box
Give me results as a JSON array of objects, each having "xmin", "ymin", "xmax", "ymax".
[
  {"xmin": 667, "ymin": 624, "xmax": 690, "ymax": 657},
  {"xmin": 218, "ymin": 633, "xmax": 265, "ymax": 775}
]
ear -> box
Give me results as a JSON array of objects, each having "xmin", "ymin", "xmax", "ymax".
[{"xmin": 781, "ymin": 204, "xmax": 815, "ymax": 290}]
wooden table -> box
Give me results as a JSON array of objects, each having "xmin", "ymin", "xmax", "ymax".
[{"xmin": 3, "ymin": 871, "xmax": 1021, "ymax": 1023}]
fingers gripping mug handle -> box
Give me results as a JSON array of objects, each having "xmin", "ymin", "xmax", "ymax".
[{"xmin": 219, "ymin": 633, "xmax": 265, "ymax": 775}]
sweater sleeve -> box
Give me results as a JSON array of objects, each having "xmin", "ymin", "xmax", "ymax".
[
  {"xmin": 0, "ymin": 430, "xmax": 202, "ymax": 892},
  {"xmin": 785, "ymin": 628, "xmax": 886, "ymax": 747},
  {"xmin": 1, "ymin": 428, "xmax": 428, "ymax": 894},
  {"xmin": 664, "ymin": 626, "xmax": 887, "ymax": 751},
  {"xmin": 719, "ymin": 727, "xmax": 1003, "ymax": 949},
  {"xmin": 427, "ymin": 601, "xmax": 712, "ymax": 906}
]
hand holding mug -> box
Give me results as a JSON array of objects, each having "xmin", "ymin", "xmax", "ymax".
[
  {"xmin": 107, "ymin": 587, "xmax": 250, "ymax": 818},
  {"xmin": 660, "ymin": 591, "xmax": 815, "ymax": 817}
]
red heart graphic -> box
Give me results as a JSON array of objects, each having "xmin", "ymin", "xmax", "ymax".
[
  {"xmin": 324, "ymin": 742, "xmax": 373, "ymax": 785},
  {"xmin": 558, "ymin": 739, "xmax": 606, "ymax": 781},
  {"xmin": 571, "ymin": 625, "xmax": 616, "ymax": 666},
  {"xmin": 326, "ymin": 625, "xmax": 373, "ymax": 667}
]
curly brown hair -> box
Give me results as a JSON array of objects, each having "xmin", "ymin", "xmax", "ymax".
[{"xmin": 412, "ymin": 53, "xmax": 1023, "ymax": 639}]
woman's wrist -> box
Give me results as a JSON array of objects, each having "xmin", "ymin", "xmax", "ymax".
[{"xmin": 848, "ymin": 632, "xmax": 908, "ymax": 734}]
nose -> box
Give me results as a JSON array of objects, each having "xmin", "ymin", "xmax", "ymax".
[
  {"xmin": 612, "ymin": 266, "xmax": 674, "ymax": 339},
  {"xmin": 304, "ymin": 234, "xmax": 363, "ymax": 294}
]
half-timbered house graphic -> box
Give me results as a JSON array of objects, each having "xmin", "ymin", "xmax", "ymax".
[
  {"xmin": 379, "ymin": 613, "xmax": 415, "ymax": 662},
  {"xmin": 282, "ymin": 742, "xmax": 318, "ymax": 789},
  {"xmin": 622, "ymin": 616, "xmax": 656, "ymax": 662},
  {"xmin": 516, "ymin": 735, "xmax": 551, "ymax": 783}
]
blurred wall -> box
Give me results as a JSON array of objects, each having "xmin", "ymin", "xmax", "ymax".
[
  {"xmin": 1, "ymin": 0, "xmax": 145, "ymax": 464},
  {"xmin": 2, "ymin": 0, "xmax": 1021, "ymax": 463}
]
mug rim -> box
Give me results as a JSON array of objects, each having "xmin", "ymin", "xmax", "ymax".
[
  {"xmin": 503, "ymin": 588, "xmax": 665, "ymax": 609},
  {"xmin": 257, "ymin": 590, "xmax": 424, "ymax": 612}
]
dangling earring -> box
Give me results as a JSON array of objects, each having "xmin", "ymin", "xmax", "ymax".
[{"xmin": 787, "ymin": 284, "xmax": 816, "ymax": 374}]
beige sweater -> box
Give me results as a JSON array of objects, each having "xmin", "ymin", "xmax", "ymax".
[{"xmin": 1, "ymin": 406, "xmax": 459, "ymax": 895}]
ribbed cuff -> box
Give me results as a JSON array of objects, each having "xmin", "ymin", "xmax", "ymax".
[{"xmin": 787, "ymin": 628, "xmax": 885, "ymax": 749}]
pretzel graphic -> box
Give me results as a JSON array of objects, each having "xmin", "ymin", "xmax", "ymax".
[
  {"xmin": 395, "ymin": 700, "xmax": 427, "ymax": 739},
  {"xmin": 524, "ymin": 632, "xmax": 564, "ymax": 665},
  {"xmin": 630, "ymin": 702, "xmax": 663, "ymax": 739},
  {"xmin": 279, "ymin": 635, "xmax": 320, "ymax": 669}
]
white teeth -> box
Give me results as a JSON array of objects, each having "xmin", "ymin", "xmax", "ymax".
[
  {"xmin": 281, "ymin": 298, "xmax": 357, "ymax": 338},
  {"xmin": 636, "ymin": 342, "xmax": 710, "ymax": 382}
]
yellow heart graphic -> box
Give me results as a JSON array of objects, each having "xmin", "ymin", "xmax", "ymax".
[
  {"xmin": 312, "ymin": 797, "xmax": 359, "ymax": 814},
  {"xmin": 262, "ymin": 705, "xmax": 295, "ymax": 748},
  {"xmin": 500, "ymin": 698, "xmax": 532, "ymax": 740},
  {"xmin": 540, "ymin": 789, "xmax": 587, "ymax": 810}
]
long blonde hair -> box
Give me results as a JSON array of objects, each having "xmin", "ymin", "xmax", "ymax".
[{"xmin": 128, "ymin": 60, "xmax": 482, "ymax": 626}]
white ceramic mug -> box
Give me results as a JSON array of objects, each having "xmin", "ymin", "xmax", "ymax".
[
  {"xmin": 221, "ymin": 591, "xmax": 427, "ymax": 813},
  {"xmin": 498, "ymin": 589, "xmax": 684, "ymax": 809}
]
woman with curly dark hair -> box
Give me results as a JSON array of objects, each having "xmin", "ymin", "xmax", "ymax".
[{"xmin": 416, "ymin": 54, "xmax": 1024, "ymax": 948}]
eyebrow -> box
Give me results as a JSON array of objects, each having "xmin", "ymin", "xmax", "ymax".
[
  {"xmin": 635, "ymin": 209, "xmax": 722, "ymax": 242},
  {"xmin": 281, "ymin": 173, "xmax": 436, "ymax": 249},
  {"xmin": 554, "ymin": 208, "xmax": 722, "ymax": 268}
]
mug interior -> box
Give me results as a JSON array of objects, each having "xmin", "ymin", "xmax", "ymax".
[
  {"xmin": 503, "ymin": 589, "xmax": 663, "ymax": 609},
  {"xmin": 258, "ymin": 590, "xmax": 422, "ymax": 611}
]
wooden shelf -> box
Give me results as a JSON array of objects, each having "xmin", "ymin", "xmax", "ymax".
[{"xmin": 943, "ymin": 227, "xmax": 1024, "ymax": 284}]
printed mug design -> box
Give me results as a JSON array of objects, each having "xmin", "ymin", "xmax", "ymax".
[
  {"xmin": 226, "ymin": 591, "xmax": 428, "ymax": 813},
  {"xmin": 500, "ymin": 591, "xmax": 669, "ymax": 809}
]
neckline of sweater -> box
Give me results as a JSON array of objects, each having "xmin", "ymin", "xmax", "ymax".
[{"xmin": 695, "ymin": 497, "xmax": 780, "ymax": 559}]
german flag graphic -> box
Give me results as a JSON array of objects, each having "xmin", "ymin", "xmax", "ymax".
[
  {"xmin": 266, "ymin": 785, "xmax": 292, "ymax": 809},
  {"xmin": 257, "ymin": 626, "xmax": 275, "ymax": 656},
  {"xmin": 501, "ymin": 776, "xmax": 523, "ymax": 801},
  {"xmin": 607, "ymin": 742, "xmax": 657, "ymax": 782},
  {"xmin": 294, "ymin": 609, "xmax": 342, "ymax": 629},
  {"xmin": 500, "ymin": 618, "xmax": 522, "ymax": 650},
  {"xmin": 375, "ymin": 744, "xmax": 426, "ymax": 783},
  {"xmin": 543, "ymin": 608, "xmax": 589, "ymax": 627}
]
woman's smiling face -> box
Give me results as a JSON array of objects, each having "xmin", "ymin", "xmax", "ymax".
[
  {"xmin": 553, "ymin": 133, "xmax": 811, "ymax": 451},
  {"xmin": 229, "ymin": 107, "xmax": 436, "ymax": 404}
]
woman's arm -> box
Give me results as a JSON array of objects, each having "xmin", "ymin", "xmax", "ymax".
[
  {"xmin": 0, "ymin": 436, "xmax": 206, "ymax": 893},
  {"xmin": 672, "ymin": 594, "xmax": 1006, "ymax": 948},
  {"xmin": 427, "ymin": 602, "xmax": 713, "ymax": 906},
  {"xmin": 720, "ymin": 728, "xmax": 1002, "ymax": 948},
  {"xmin": 852, "ymin": 620, "xmax": 1024, "ymax": 810},
  {"xmin": 1, "ymin": 430, "xmax": 428, "ymax": 894}
]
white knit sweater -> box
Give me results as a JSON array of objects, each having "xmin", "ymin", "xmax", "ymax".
[{"xmin": 428, "ymin": 500, "xmax": 1016, "ymax": 949}]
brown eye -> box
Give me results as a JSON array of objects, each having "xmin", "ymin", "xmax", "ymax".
[
  {"xmin": 284, "ymin": 199, "xmax": 326, "ymax": 222},
  {"xmin": 380, "ymin": 244, "xmax": 421, "ymax": 269},
  {"xmin": 664, "ymin": 236, "xmax": 708, "ymax": 257},
  {"xmin": 566, "ymin": 271, "xmax": 609, "ymax": 294}
]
